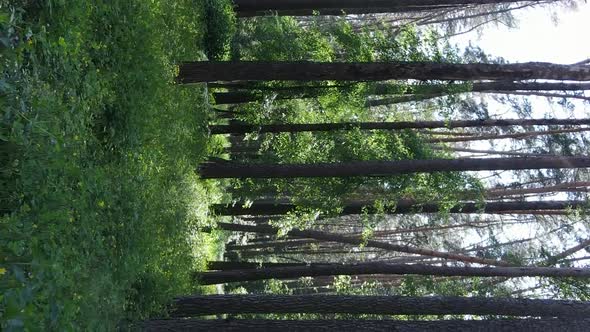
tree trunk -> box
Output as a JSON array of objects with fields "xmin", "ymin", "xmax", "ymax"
[
  {"xmin": 366, "ymin": 81, "xmax": 590, "ymax": 106},
  {"xmin": 367, "ymin": 94, "xmax": 444, "ymax": 106},
  {"xmin": 373, "ymin": 81, "xmax": 590, "ymax": 95},
  {"xmin": 215, "ymin": 222, "xmax": 514, "ymax": 266},
  {"xmin": 431, "ymin": 146, "xmax": 557, "ymax": 158},
  {"xmin": 226, "ymin": 239, "xmax": 318, "ymax": 251},
  {"xmin": 206, "ymin": 261, "xmax": 313, "ymax": 270},
  {"xmin": 238, "ymin": 5, "xmax": 460, "ymax": 17},
  {"xmin": 427, "ymin": 127, "xmax": 590, "ymax": 143},
  {"xmin": 233, "ymin": 0, "xmax": 541, "ymax": 16},
  {"xmin": 194, "ymin": 262, "xmax": 590, "ymax": 284},
  {"xmin": 484, "ymin": 182, "xmax": 590, "ymax": 198},
  {"xmin": 548, "ymin": 238, "xmax": 590, "ymax": 264},
  {"xmin": 179, "ymin": 61, "xmax": 590, "ymax": 83},
  {"xmin": 209, "ymin": 118, "xmax": 590, "ymax": 135},
  {"xmin": 171, "ymin": 294, "xmax": 590, "ymax": 317},
  {"xmin": 213, "ymin": 81, "xmax": 590, "ymax": 105},
  {"xmin": 142, "ymin": 318, "xmax": 590, "ymax": 331},
  {"xmin": 199, "ymin": 156, "xmax": 590, "ymax": 179},
  {"xmin": 211, "ymin": 199, "xmax": 587, "ymax": 216}
]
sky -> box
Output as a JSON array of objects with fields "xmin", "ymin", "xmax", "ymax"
[
  {"xmin": 453, "ymin": 1, "xmax": 590, "ymax": 64},
  {"xmin": 450, "ymin": 1, "xmax": 590, "ymax": 118},
  {"xmin": 445, "ymin": 2, "xmax": 590, "ymax": 252}
]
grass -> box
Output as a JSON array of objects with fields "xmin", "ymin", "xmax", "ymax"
[{"xmin": 0, "ymin": 0, "xmax": 232, "ymax": 329}]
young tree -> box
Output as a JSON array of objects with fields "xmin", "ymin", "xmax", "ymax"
[
  {"xmin": 215, "ymin": 222, "xmax": 514, "ymax": 266},
  {"xmin": 232, "ymin": 0, "xmax": 550, "ymax": 17},
  {"xmin": 180, "ymin": 61, "xmax": 590, "ymax": 83},
  {"xmin": 171, "ymin": 294, "xmax": 590, "ymax": 317},
  {"xmin": 212, "ymin": 81, "xmax": 590, "ymax": 105},
  {"xmin": 200, "ymin": 156, "xmax": 590, "ymax": 179},
  {"xmin": 209, "ymin": 118, "xmax": 590, "ymax": 135},
  {"xmin": 143, "ymin": 318, "xmax": 590, "ymax": 331},
  {"xmin": 212, "ymin": 199, "xmax": 586, "ymax": 216},
  {"xmin": 195, "ymin": 262, "xmax": 590, "ymax": 284}
]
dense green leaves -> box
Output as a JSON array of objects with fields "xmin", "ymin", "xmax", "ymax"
[{"xmin": 0, "ymin": 0, "xmax": 227, "ymax": 329}]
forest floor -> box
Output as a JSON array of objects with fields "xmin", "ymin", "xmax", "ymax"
[{"xmin": 1, "ymin": 1, "xmax": 231, "ymax": 329}]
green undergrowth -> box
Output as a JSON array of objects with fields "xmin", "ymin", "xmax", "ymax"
[{"xmin": 1, "ymin": 0, "xmax": 230, "ymax": 329}]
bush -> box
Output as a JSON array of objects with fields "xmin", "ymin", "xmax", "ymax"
[
  {"xmin": 0, "ymin": 0, "xmax": 222, "ymax": 329},
  {"xmin": 204, "ymin": 0, "xmax": 236, "ymax": 60}
]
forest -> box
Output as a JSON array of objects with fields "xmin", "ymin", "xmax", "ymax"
[{"xmin": 2, "ymin": 0, "xmax": 590, "ymax": 330}]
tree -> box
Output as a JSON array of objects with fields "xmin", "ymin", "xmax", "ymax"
[
  {"xmin": 199, "ymin": 156, "xmax": 590, "ymax": 179},
  {"xmin": 206, "ymin": 261, "xmax": 317, "ymax": 270},
  {"xmin": 427, "ymin": 127, "xmax": 590, "ymax": 143},
  {"xmin": 209, "ymin": 118, "xmax": 590, "ymax": 135},
  {"xmin": 548, "ymin": 238, "xmax": 590, "ymax": 265},
  {"xmin": 179, "ymin": 61, "xmax": 590, "ymax": 83},
  {"xmin": 171, "ymin": 294, "xmax": 590, "ymax": 317},
  {"xmin": 143, "ymin": 318, "xmax": 590, "ymax": 331},
  {"xmin": 215, "ymin": 222, "xmax": 514, "ymax": 266},
  {"xmin": 194, "ymin": 262, "xmax": 590, "ymax": 284},
  {"xmin": 212, "ymin": 200, "xmax": 586, "ymax": 216},
  {"xmin": 232, "ymin": 0, "xmax": 548, "ymax": 17},
  {"xmin": 212, "ymin": 81, "xmax": 590, "ymax": 105}
]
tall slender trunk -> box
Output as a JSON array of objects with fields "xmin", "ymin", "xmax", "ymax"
[
  {"xmin": 215, "ymin": 222, "xmax": 513, "ymax": 266},
  {"xmin": 171, "ymin": 294, "xmax": 590, "ymax": 317},
  {"xmin": 427, "ymin": 127, "xmax": 590, "ymax": 143},
  {"xmin": 211, "ymin": 200, "xmax": 586, "ymax": 216},
  {"xmin": 367, "ymin": 94, "xmax": 444, "ymax": 106},
  {"xmin": 375, "ymin": 81, "xmax": 590, "ymax": 95},
  {"xmin": 226, "ymin": 239, "xmax": 318, "ymax": 251},
  {"xmin": 143, "ymin": 318, "xmax": 590, "ymax": 331},
  {"xmin": 199, "ymin": 156, "xmax": 590, "ymax": 179},
  {"xmin": 496, "ymin": 90, "xmax": 590, "ymax": 101},
  {"xmin": 238, "ymin": 5, "xmax": 460, "ymax": 17},
  {"xmin": 206, "ymin": 261, "xmax": 324, "ymax": 270},
  {"xmin": 367, "ymin": 81, "xmax": 590, "ymax": 106},
  {"xmin": 431, "ymin": 146, "xmax": 557, "ymax": 158},
  {"xmin": 195, "ymin": 262, "xmax": 590, "ymax": 284},
  {"xmin": 484, "ymin": 182, "xmax": 590, "ymax": 198},
  {"xmin": 179, "ymin": 61, "xmax": 590, "ymax": 83},
  {"xmin": 213, "ymin": 81, "xmax": 590, "ymax": 105},
  {"xmin": 548, "ymin": 238, "xmax": 590, "ymax": 264},
  {"xmin": 233, "ymin": 0, "xmax": 542, "ymax": 16},
  {"xmin": 233, "ymin": 0, "xmax": 540, "ymax": 11},
  {"xmin": 210, "ymin": 118, "xmax": 590, "ymax": 135}
]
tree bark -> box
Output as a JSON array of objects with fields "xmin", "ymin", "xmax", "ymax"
[
  {"xmin": 142, "ymin": 318, "xmax": 590, "ymax": 331},
  {"xmin": 194, "ymin": 262, "xmax": 590, "ymax": 284},
  {"xmin": 233, "ymin": 0, "xmax": 542, "ymax": 16},
  {"xmin": 206, "ymin": 261, "xmax": 325, "ymax": 270},
  {"xmin": 366, "ymin": 81, "xmax": 590, "ymax": 106},
  {"xmin": 238, "ymin": 5, "xmax": 460, "ymax": 17},
  {"xmin": 199, "ymin": 156, "xmax": 590, "ymax": 179},
  {"xmin": 215, "ymin": 222, "xmax": 514, "ymax": 266},
  {"xmin": 212, "ymin": 81, "xmax": 590, "ymax": 105},
  {"xmin": 548, "ymin": 238, "xmax": 590, "ymax": 264},
  {"xmin": 171, "ymin": 294, "xmax": 590, "ymax": 317},
  {"xmin": 211, "ymin": 200, "xmax": 587, "ymax": 216},
  {"xmin": 213, "ymin": 81, "xmax": 590, "ymax": 105},
  {"xmin": 179, "ymin": 61, "xmax": 590, "ymax": 83},
  {"xmin": 431, "ymin": 146, "xmax": 557, "ymax": 158},
  {"xmin": 367, "ymin": 94, "xmax": 444, "ymax": 106},
  {"xmin": 226, "ymin": 239, "xmax": 318, "ymax": 251},
  {"xmin": 484, "ymin": 182, "xmax": 590, "ymax": 198},
  {"xmin": 427, "ymin": 127, "xmax": 590, "ymax": 143},
  {"xmin": 209, "ymin": 118, "xmax": 590, "ymax": 135}
]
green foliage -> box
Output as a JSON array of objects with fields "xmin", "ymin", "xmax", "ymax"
[
  {"xmin": 233, "ymin": 16, "xmax": 333, "ymax": 62},
  {"xmin": 204, "ymin": 0, "xmax": 236, "ymax": 60},
  {"xmin": 220, "ymin": 16, "xmax": 481, "ymax": 225},
  {"xmin": 233, "ymin": 128, "xmax": 478, "ymax": 217},
  {"xmin": 0, "ymin": 0, "xmax": 223, "ymax": 329}
]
